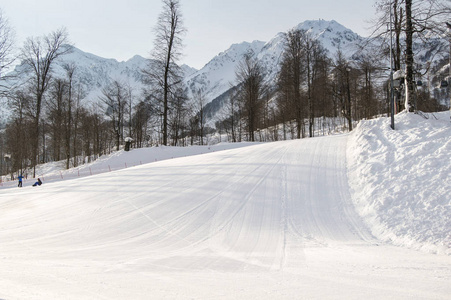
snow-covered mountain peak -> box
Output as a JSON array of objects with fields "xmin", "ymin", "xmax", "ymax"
[
  {"xmin": 293, "ymin": 19, "xmax": 363, "ymax": 55},
  {"xmin": 62, "ymin": 45, "xmax": 119, "ymax": 66},
  {"xmin": 297, "ymin": 19, "xmax": 349, "ymax": 33},
  {"xmin": 180, "ymin": 64, "xmax": 198, "ymax": 77},
  {"xmin": 184, "ymin": 40, "xmax": 266, "ymax": 100},
  {"xmin": 125, "ymin": 54, "xmax": 147, "ymax": 65},
  {"xmin": 205, "ymin": 40, "xmax": 266, "ymax": 71}
]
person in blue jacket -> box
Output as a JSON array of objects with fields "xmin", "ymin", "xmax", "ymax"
[{"xmin": 18, "ymin": 174, "xmax": 24, "ymax": 187}]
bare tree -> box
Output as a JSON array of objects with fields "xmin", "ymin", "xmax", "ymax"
[
  {"xmin": 372, "ymin": 0, "xmax": 451, "ymax": 112},
  {"xmin": 405, "ymin": 0, "xmax": 414, "ymax": 111},
  {"xmin": 46, "ymin": 78, "xmax": 67, "ymax": 161},
  {"xmin": 125, "ymin": 83, "xmax": 134, "ymax": 138},
  {"xmin": 63, "ymin": 63, "xmax": 76, "ymax": 169},
  {"xmin": 235, "ymin": 52, "xmax": 266, "ymax": 142},
  {"xmin": 0, "ymin": 8, "xmax": 15, "ymax": 95},
  {"xmin": 371, "ymin": 0, "xmax": 405, "ymax": 71},
  {"xmin": 276, "ymin": 57, "xmax": 296, "ymax": 140},
  {"xmin": 332, "ymin": 50, "xmax": 354, "ymax": 132},
  {"xmin": 72, "ymin": 84, "xmax": 85, "ymax": 167},
  {"xmin": 131, "ymin": 100, "xmax": 151, "ymax": 148},
  {"xmin": 214, "ymin": 86, "xmax": 241, "ymax": 143},
  {"xmin": 100, "ymin": 80, "xmax": 128, "ymax": 151},
  {"xmin": 20, "ymin": 28, "xmax": 70, "ymax": 177},
  {"xmin": 278, "ymin": 29, "xmax": 329, "ymax": 138},
  {"xmin": 355, "ymin": 54, "xmax": 382, "ymax": 119},
  {"xmin": 6, "ymin": 91, "xmax": 32, "ymax": 175},
  {"xmin": 143, "ymin": 0, "xmax": 185, "ymax": 146},
  {"xmin": 302, "ymin": 33, "xmax": 329, "ymax": 137},
  {"xmin": 168, "ymin": 86, "xmax": 188, "ymax": 146},
  {"xmin": 227, "ymin": 87, "xmax": 242, "ymax": 143},
  {"xmin": 401, "ymin": 0, "xmax": 450, "ymax": 112},
  {"xmin": 192, "ymin": 88, "xmax": 208, "ymax": 145},
  {"xmin": 278, "ymin": 29, "xmax": 306, "ymax": 139}
]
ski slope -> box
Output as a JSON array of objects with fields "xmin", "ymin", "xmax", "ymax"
[{"xmin": 0, "ymin": 134, "xmax": 450, "ymax": 299}]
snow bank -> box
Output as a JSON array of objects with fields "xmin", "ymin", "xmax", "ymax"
[{"xmin": 347, "ymin": 111, "xmax": 450, "ymax": 255}]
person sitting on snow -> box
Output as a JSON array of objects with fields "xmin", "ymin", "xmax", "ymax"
[{"xmin": 32, "ymin": 178, "xmax": 42, "ymax": 187}]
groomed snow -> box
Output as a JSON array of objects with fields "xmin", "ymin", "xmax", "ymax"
[{"xmin": 0, "ymin": 113, "xmax": 450, "ymax": 299}]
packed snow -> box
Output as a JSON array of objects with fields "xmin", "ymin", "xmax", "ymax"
[{"xmin": 0, "ymin": 112, "xmax": 450, "ymax": 299}]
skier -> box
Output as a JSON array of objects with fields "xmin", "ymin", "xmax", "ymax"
[
  {"xmin": 17, "ymin": 174, "xmax": 24, "ymax": 187},
  {"xmin": 32, "ymin": 178, "xmax": 42, "ymax": 187}
]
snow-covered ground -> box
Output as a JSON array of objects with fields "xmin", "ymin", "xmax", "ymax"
[{"xmin": 0, "ymin": 112, "xmax": 449, "ymax": 299}]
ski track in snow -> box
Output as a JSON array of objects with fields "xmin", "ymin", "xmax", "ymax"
[{"xmin": 0, "ymin": 135, "xmax": 450, "ymax": 299}]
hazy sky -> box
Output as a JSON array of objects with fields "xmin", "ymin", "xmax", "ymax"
[{"xmin": 2, "ymin": 0, "xmax": 377, "ymax": 69}]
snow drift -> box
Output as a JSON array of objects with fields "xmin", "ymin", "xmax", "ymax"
[{"xmin": 347, "ymin": 111, "xmax": 450, "ymax": 255}]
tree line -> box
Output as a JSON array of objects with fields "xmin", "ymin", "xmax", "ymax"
[{"xmin": 0, "ymin": 0, "xmax": 450, "ymax": 179}]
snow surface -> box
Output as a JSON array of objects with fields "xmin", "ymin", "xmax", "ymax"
[{"xmin": 0, "ymin": 113, "xmax": 450, "ymax": 299}]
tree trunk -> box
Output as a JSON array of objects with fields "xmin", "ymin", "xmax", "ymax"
[{"xmin": 405, "ymin": 0, "xmax": 414, "ymax": 112}]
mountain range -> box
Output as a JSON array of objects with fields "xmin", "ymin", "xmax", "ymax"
[
  {"xmin": 186, "ymin": 20, "xmax": 365, "ymax": 98},
  {"xmin": 1, "ymin": 19, "xmax": 447, "ymax": 126}
]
